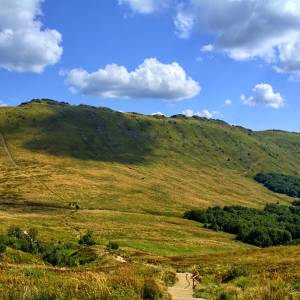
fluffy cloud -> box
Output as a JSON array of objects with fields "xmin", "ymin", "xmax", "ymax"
[
  {"xmin": 175, "ymin": 0, "xmax": 300, "ymax": 74},
  {"xmin": 241, "ymin": 84, "xmax": 284, "ymax": 109},
  {"xmin": 182, "ymin": 109, "xmax": 219, "ymax": 119},
  {"xmin": 64, "ymin": 58, "xmax": 200, "ymax": 101},
  {"xmin": 118, "ymin": 0, "xmax": 170, "ymax": 14},
  {"xmin": 0, "ymin": 0, "xmax": 62, "ymax": 73},
  {"xmin": 224, "ymin": 99, "xmax": 232, "ymax": 106}
]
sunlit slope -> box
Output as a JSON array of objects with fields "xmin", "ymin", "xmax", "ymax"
[{"xmin": 0, "ymin": 99, "xmax": 299, "ymax": 215}]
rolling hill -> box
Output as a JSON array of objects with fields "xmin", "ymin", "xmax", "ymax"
[
  {"xmin": 0, "ymin": 99, "xmax": 300, "ymax": 254},
  {"xmin": 1, "ymin": 99, "xmax": 300, "ymax": 298},
  {"xmin": 1, "ymin": 99, "xmax": 300, "ymax": 214}
]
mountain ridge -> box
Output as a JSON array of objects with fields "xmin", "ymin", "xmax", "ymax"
[{"xmin": 0, "ymin": 98, "xmax": 299, "ymax": 218}]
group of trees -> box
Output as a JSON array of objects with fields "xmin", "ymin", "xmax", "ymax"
[
  {"xmin": 0, "ymin": 227, "xmax": 121, "ymax": 266},
  {"xmin": 255, "ymin": 173, "xmax": 300, "ymax": 198},
  {"xmin": 0, "ymin": 226, "xmax": 97, "ymax": 266},
  {"xmin": 184, "ymin": 203, "xmax": 300, "ymax": 247}
]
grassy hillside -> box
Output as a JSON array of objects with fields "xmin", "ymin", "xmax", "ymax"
[
  {"xmin": 0, "ymin": 99, "xmax": 300, "ymax": 252},
  {"xmin": 1, "ymin": 99, "xmax": 299, "ymax": 213},
  {"xmin": 1, "ymin": 99, "xmax": 300, "ymax": 298}
]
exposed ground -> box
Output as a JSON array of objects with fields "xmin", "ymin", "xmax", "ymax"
[{"xmin": 168, "ymin": 273, "xmax": 205, "ymax": 300}]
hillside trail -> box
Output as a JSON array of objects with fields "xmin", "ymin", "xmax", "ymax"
[
  {"xmin": 0, "ymin": 132, "xmax": 17, "ymax": 167},
  {"xmin": 168, "ymin": 273, "xmax": 206, "ymax": 300},
  {"xmin": 0, "ymin": 132, "xmax": 81, "ymax": 238}
]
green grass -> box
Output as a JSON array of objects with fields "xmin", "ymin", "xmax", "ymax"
[
  {"xmin": 0, "ymin": 100, "xmax": 297, "ymax": 215},
  {"xmin": 0, "ymin": 99, "xmax": 299, "ymax": 255},
  {"xmin": 0, "ymin": 99, "xmax": 300, "ymax": 298},
  {"xmin": 192, "ymin": 245, "xmax": 300, "ymax": 299}
]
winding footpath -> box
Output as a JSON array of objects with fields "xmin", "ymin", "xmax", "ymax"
[{"xmin": 168, "ymin": 273, "xmax": 206, "ymax": 300}]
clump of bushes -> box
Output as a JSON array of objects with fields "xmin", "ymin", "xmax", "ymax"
[
  {"xmin": 1, "ymin": 226, "xmax": 97, "ymax": 267},
  {"xmin": 255, "ymin": 173, "xmax": 300, "ymax": 198},
  {"xmin": 184, "ymin": 203, "xmax": 300, "ymax": 247},
  {"xmin": 5, "ymin": 226, "xmax": 40, "ymax": 254}
]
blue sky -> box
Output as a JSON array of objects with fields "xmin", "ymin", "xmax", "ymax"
[{"xmin": 1, "ymin": 0, "xmax": 300, "ymax": 131}]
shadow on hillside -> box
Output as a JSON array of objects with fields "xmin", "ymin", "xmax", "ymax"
[{"xmin": 18, "ymin": 105, "xmax": 157, "ymax": 164}]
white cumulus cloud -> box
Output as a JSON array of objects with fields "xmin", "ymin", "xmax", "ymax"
[
  {"xmin": 0, "ymin": 0, "xmax": 63, "ymax": 73},
  {"xmin": 224, "ymin": 99, "xmax": 232, "ymax": 106},
  {"xmin": 151, "ymin": 112, "xmax": 164, "ymax": 116},
  {"xmin": 64, "ymin": 58, "xmax": 201, "ymax": 101},
  {"xmin": 174, "ymin": 0, "xmax": 300, "ymax": 74},
  {"xmin": 182, "ymin": 109, "xmax": 219, "ymax": 119},
  {"xmin": 241, "ymin": 83, "xmax": 285, "ymax": 109},
  {"xmin": 118, "ymin": 0, "xmax": 170, "ymax": 14}
]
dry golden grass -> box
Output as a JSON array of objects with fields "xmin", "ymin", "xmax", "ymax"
[{"xmin": 1, "ymin": 101, "xmax": 300, "ymax": 299}]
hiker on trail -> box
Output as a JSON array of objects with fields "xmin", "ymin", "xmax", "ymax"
[{"xmin": 191, "ymin": 265, "xmax": 201, "ymax": 289}]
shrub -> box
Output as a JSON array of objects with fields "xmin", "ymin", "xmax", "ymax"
[
  {"xmin": 107, "ymin": 241, "xmax": 119, "ymax": 251},
  {"xmin": 0, "ymin": 242, "xmax": 6, "ymax": 254},
  {"xmin": 42, "ymin": 245, "xmax": 77, "ymax": 267},
  {"xmin": 292, "ymin": 200, "xmax": 300, "ymax": 206},
  {"xmin": 218, "ymin": 292, "xmax": 235, "ymax": 300},
  {"xmin": 78, "ymin": 231, "xmax": 96, "ymax": 246},
  {"xmin": 28, "ymin": 228, "xmax": 38, "ymax": 241},
  {"xmin": 143, "ymin": 278, "xmax": 162, "ymax": 300},
  {"xmin": 162, "ymin": 271, "xmax": 177, "ymax": 286},
  {"xmin": 222, "ymin": 265, "xmax": 251, "ymax": 283},
  {"xmin": 7, "ymin": 226, "xmax": 23, "ymax": 238}
]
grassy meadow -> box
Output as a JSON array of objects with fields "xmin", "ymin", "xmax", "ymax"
[{"xmin": 0, "ymin": 100, "xmax": 300, "ymax": 299}]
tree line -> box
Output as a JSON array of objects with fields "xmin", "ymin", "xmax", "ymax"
[
  {"xmin": 184, "ymin": 203, "xmax": 300, "ymax": 247},
  {"xmin": 255, "ymin": 173, "xmax": 300, "ymax": 198}
]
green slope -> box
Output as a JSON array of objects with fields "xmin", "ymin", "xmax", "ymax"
[
  {"xmin": 0, "ymin": 99, "xmax": 299, "ymax": 256},
  {"xmin": 0, "ymin": 99, "xmax": 299, "ymax": 213},
  {"xmin": 1, "ymin": 99, "xmax": 300, "ymax": 299}
]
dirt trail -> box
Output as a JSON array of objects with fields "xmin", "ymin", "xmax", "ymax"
[
  {"xmin": 168, "ymin": 273, "xmax": 206, "ymax": 300},
  {"xmin": 0, "ymin": 132, "xmax": 17, "ymax": 167},
  {"xmin": 0, "ymin": 132, "xmax": 79, "ymax": 238}
]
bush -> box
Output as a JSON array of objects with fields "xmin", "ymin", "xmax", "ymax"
[
  {"xmin": 218, "ymin": 292, "xmax": 235, "ymax": 300},
  {"xmin": 292, "ymin": 200, "xmax": 300, "ymax": 206},
  {"xmin": 42, "ymin": 245, "xmax": 77, "ymax": 267},
  {"xmin": 162, "ymin": 271, "xmax": 177, "ymax": 286},
  {"xmin": 0, "ymin": 242, "xmax": 6, "ymax": 254},
  {"xmin": 107, "ymin": 241, "xmax": 119, "ymax": 251},
  {"xmin": 222, "ymin": 265, "xmax": 251, "ymax": 283},
  {"xmin": 7, "ymin": 226, "xmax": 23, "ymax": 238},
  {"xmin": 143, "ymin": 278, "xmax": 162, "ymax": 300},
  {"xmin": 28, "ymin": 228, "xmax": 38, "ymax": 242},
  {"xmin": 78, "ymin": 231, "xmax": 96, "ymax": 246}
]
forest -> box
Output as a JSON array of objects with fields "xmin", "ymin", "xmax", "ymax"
[
  {"xmin": 184, "ymin": 203, "xmax": 300, "ymax": 247},
  {"xmin": 255, "ymin": 173, "xmax": 300, "ymax": 198}
]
